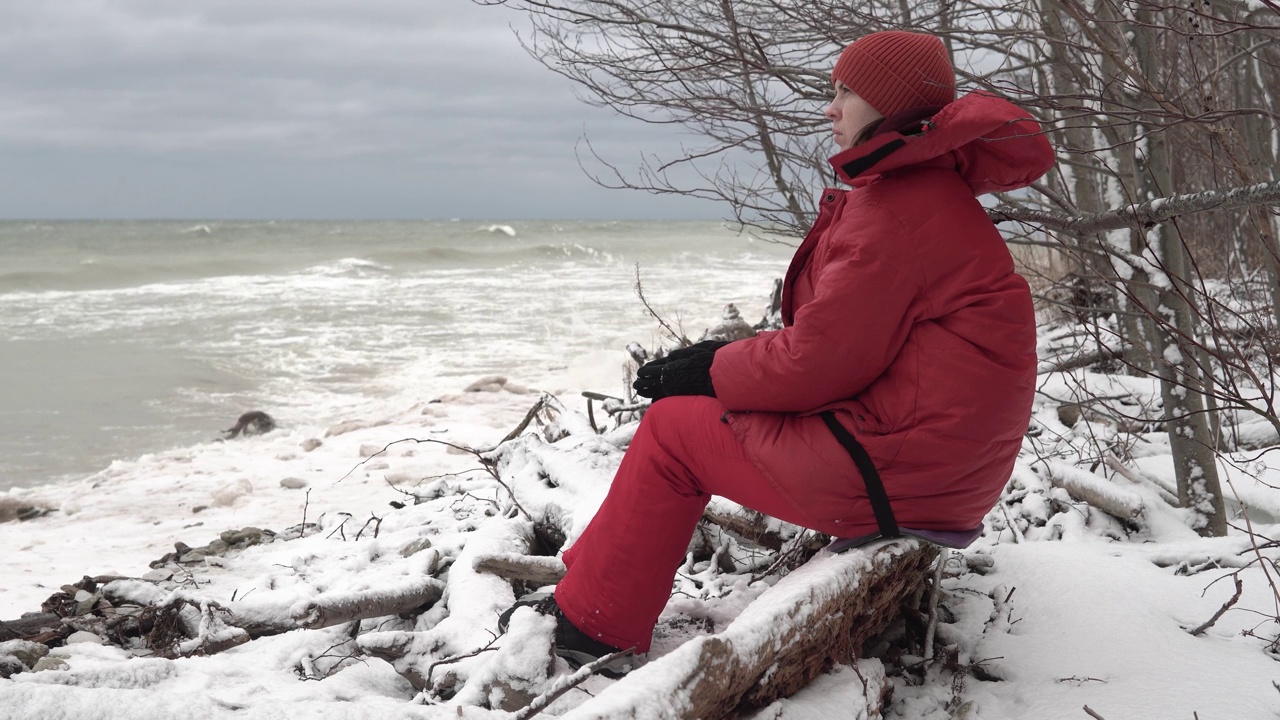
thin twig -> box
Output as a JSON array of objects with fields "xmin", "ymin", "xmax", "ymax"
[
  {"xmin": 1083, "ymin": 706, "xmax": 1108, "ymax": 720},
  {"xmin": 300, "ymin": 628, "xmax": 365, "ymax": 680},
  {"xmin": 325, "ymin": 514, "xmax": 352, "ymax": 541},
  {"xmin": 1189, "ymin": 574, "xmax": 1245, "ymax": 636},
  {"xmin": 1000, "ymin": 503, "xmax": 1022, "ymax": 544},
  {"xmin": 301, "ymin": 489, "xmax": 311, "ymax": 538},
  {"xmin": 355, "ymin": 514, "xmax": 384, "ymax": 541},
  {"xmin": 495, "ymin": 396, "xmax": 550, "ymax": 447},
  {"xmin": 423, "ymin": 636, "xmax": 501, "ymax": 685},
  {"xmin": 750, "ymin": 531, "xmax": 812, "ymax": 583},
  {"xmin": 335, "ymin": 437, "xmax": 481, "ymax": 485},
  {"xmin": 584, "ymin": 396, "xmax": 599, "ymax": 434},
  {"xmin": 634, "ymin": 263, "xmax": 690, "ymax": 346},
  {"xmin": 339, "ymin": 436, "xmax": 532, "ymax": 520},
  {"xmin": 1223, "ymin": 476, "xmax": 1280, "ymax": 620},
  {"xmin": 514, "ymin": 648, "xmax": 637, "ymax": 720}
]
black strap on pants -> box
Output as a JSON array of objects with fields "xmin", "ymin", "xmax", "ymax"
[{"xmin": 820, "ymin": 411, "xmax": 899, "ymax": 538}]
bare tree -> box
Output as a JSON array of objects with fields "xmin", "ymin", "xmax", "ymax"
[{"xmin": 478, "ymin": 0, "xmax": 938, "ymax": 234}]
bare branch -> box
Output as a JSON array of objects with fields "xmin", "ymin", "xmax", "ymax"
[
  {"xmin": 992, "ymin": 181, "xmax": 1280, "ymax": 236},
  {"xmin": 1188, "ymin": 573, "xmax": 1244, "ymax": 636}
]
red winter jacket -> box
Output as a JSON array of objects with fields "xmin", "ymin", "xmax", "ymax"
[{"xmin": 709, "ymin": 91, "xmax": 1053, "ymax": 537}]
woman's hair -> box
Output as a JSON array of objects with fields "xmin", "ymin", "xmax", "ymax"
[
  {"xmin": 853, "ymin": 106, "xmax": 946, "ymax": 147},
  {"xmin": 852, "ymin": 118, "xmax": 885, "ymax": 147}
]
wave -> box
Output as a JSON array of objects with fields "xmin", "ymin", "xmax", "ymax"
[
  {"xmin": 526, "ymin": 243, "xmax": 617, "ymax": 263},
  {"xmin": 0, "ymin": 270, "xmax": 62, "ymax": 289},
  {"xmin": 301, "ymin": 257, "xmax": 393, "ymax": 277},
  {"xmin": 480, "ymin": 224, "xmax": 517, "ymax": 237},
  {"xmin": 376, "ymin": 242, "xmax": 619, "ymax": 268},
  {"xmin": 0, "ymin": 242, "xmax": 628, "ymax": 297},
  {"xmin": 0, "ymin": 257, "xmax": 272, "ymax": 294},
  {"xmin": 180, "ymin": 224, "xmax": 213, "ymax": 235}
]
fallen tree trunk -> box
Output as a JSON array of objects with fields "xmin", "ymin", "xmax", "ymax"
[
  {"xmin": 474, "ymin": 553, "xmax": 567, "ymax": 586},
  {"xmin": 700, "ymin": 507, "xmax": 787, "ymax": 551},
  {"xmin": 196, "ymin": 577, "xmax": 448, "ymax": 641},
  {"xmin": 1039, "ymin": 346, "xmax": 1126, "ymax": 374},
  {"xmin": 560, "ymin": 539, "xmax": 937, "ymax": 720},
  {"xmin": 91, "ymin": 574, "xmax": 447, "ymax": 657},
  {"xmin": 288, "ymin": 578, "xmax": 445, "ymax": 631},
  {"xmin": 0, "ymin": 613, "xmax": 69, "ymax": 645},
  {"xmin": 1046, "ymin": 461, "xmax": 1145, "ymax": 522}
]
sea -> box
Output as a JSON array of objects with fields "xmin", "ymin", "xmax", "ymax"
[{"xmin": 0, "ymin": 220, "xmax": 794, "ymax": 493}]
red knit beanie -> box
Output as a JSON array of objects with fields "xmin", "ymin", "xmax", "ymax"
[{"xmin": 832, "ymin": 31, "xmax": 956, "ymax": 117}]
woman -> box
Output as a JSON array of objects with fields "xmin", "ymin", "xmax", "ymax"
[{"xmin": 502, "ymin": 30, "xmax": 1054, "ymax": 667}]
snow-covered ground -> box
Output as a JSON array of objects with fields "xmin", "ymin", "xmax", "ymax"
[{"xmin": 4, "ymin": 336, "xmax": 1280, "ymax": 719}]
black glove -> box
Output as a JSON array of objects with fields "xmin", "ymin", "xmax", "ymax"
[{"xmin": 633, "ymin": 345, "xmax": 722, "ymax": 400}]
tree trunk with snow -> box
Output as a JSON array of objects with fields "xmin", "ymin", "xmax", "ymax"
[
  {"xmin": 1132, "ymin": 13, "xmax": 1228, "ymax": 537},
  {"xmin": 560, "ymin": 539, "xmax": 934, "ymax": 720}
]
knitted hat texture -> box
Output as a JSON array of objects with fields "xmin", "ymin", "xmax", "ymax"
[{"xmin": 832, "ymin": 31, "xmax": 956, "ymax": 117}]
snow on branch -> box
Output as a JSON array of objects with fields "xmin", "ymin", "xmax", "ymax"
[
  {"xmin": 563, "ymin": 540, "xmax": 934, "ymax": 719},
  {"xmin": 1045, "ymin": 462, "xmax": 1145, "ymax": 521},
  {"xmin": 990, "ymin": 180, "xmax": 1280, "ymax": 236},
  {"xmin": 286, "ymin": 577, "xmax": 445, "ymax": 630}
]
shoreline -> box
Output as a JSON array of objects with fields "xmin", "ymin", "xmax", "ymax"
[{"xmin": 0, "ymin": 377, "xmax": 553, "ymax": 618}]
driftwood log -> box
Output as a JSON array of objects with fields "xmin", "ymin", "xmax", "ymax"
[
  {"xmin": 561, "ymin": 539, "xmax": 937, "ymax": 720},
  {"xmin": 0, "ymin": 613, "xmax": 69, "ymax": 646},
  {"xmin": 700, "ymin": 507, "xmax": 788, "ymax": 551},
  {"xmin": 1, "ymin": 575, "xmax": 447, "ymax": 663},
  {"xmin": 288, "ymin": 578, "xmax": 445, "ymax": 631},
  {"xmin": 474, "ymin": 553, "xmax": 567, "ymax": 586},
  {"xmin": 1046, "ymin": 461, "xmax": 1145, "ymax": 521},
  {"xmin": 1039, "ymin": 346, "xmax": 1125, "ymax": 374}
]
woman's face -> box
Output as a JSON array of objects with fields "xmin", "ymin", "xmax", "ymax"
[{"xmin": 824, "ymin": 81, "xmax": 883, "ymax": 151}]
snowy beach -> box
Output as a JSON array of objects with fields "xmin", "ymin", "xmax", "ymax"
[
  {"xmin": 3, "ymin": 222, "xmax": 1280, "ymax": 718},
  {"xmin": 0, "ymin": 218, "xmax": 786, "ymax": 607},
  {"xmin": 5, "ymin": 356, "xmax": 1280, "ymax": 718}
]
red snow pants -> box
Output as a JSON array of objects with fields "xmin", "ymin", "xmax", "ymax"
[{"xmin": 555, "ymin": 395, "xmax": 822, "ymax": 653}]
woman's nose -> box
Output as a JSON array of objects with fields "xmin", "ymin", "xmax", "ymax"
[{"xmin": 823, "ymin": 100, "xmax": 838, "ymax": 120}]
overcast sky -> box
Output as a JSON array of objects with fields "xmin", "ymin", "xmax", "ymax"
[{"xmin": 0, "ymin": 1, "xmax": 718, "ymax": 220}]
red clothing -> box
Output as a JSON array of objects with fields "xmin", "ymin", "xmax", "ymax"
[
  {"xmin": 711, "ymin": 91, "xmax": 1052, "ymax": 537},
  {"xmin": 557, "ymin": 396, "xmax": 820, "ymax": 653},
  {"xmin": 555, "ymin": 91, "xmax": 1053, "ymax": 652}
]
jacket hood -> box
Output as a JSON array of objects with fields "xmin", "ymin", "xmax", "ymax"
[{"xmin": 828, "ymin": 91, "xmax": 1055, "ymax": 196}]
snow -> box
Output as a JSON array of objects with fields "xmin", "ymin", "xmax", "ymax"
[
  {"xmin": 744, "ymin": 662, "xmax": 886, "ymax": 720},
  {"xmin": 5, "ymin": 333, "xmax": 1280, "ymax": 718},
  {"xmin": 1106, "ymin": 239, "xmax": 1134, "ymax": 279},
  {"xmin": 967, "ymin": 542, "xmax": 1278, "ymax": 719},
  {"xmin": 1043, "ymin": 461, "xmax": 1144, "ymax": 520}
]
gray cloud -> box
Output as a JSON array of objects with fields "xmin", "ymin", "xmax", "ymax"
[{"xmin": 0, "ymin": 1, "xmax": 715, "ymax": 219}]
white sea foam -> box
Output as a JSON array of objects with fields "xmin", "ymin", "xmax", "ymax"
[
  {"xmin": 303, "ymin": 257, "xmax": 394, "ymax": 276},
  {"xmin": 0, "ymin": 220, "xmax": 790, "ymax": 493},
  {"xmin": 482, "ymin": 224, "xmax": 517, "ymax": 237}
]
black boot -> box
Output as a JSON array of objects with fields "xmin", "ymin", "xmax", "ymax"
[{"xmin": 498, "ymin": 592, "xmax": 635, "ymax": 677}]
